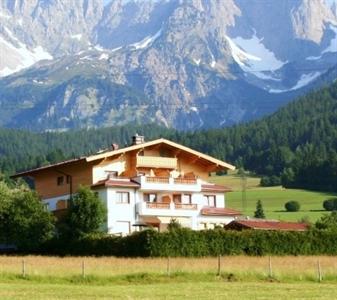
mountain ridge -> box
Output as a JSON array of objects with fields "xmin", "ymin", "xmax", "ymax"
[
  {"xmin": 1, "ymin": 79, "xmax": 337, "ymax": 192},
  {"xmin": 0, "ymin": 0, "xmax": 336, "ymax": 130}
]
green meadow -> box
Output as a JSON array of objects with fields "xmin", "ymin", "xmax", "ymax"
[
  {"xmin": 0, "ymin": 280, "xmax": 336, "ymax": 300},
  {"xmin": 211, "ymin": 175, "xmax": 336, "ymax": 222}
]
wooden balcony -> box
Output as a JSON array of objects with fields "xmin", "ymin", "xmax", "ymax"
[
  {"xmin": 135, "ymin": 175, "xmax": 201, "ymax": 192},
  {"xmin": 174, "ymin": 178, "xmax": 197, "ymax": 185},
  {"xmin": 145, "ymin": 202, "xmax": 197, "ymax": 210},
  {"xmin": 136, "ymin": 156, "xmax": 177, "ymax": 169},
  {"xmin": 175, "ymin": 203, "xmax": 197, "ymax": 210},
  {"xmin": 144, "ymin": 176, "xmax": 197, "ymax": 185},
  {"xmin": 145, "ymin": 176, "xmax": 170, "ymax": 184},
  {"xmin": 138, "ymin": 201, "xmax": 198, "ymax": 217},
  {"xmin": 146, "ymin": 202, "xmax": 170, "ymax": 209}
]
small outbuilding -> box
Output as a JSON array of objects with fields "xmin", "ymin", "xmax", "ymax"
[{"xmin": 224, "ymin": 219, "xmax": 309, "ymax": 232}]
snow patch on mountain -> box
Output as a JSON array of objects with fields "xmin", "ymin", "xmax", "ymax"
[
  {"xmin": 111, "ymin": 46, "xmax": 122, "ymax": 53},
  {"xmin": 70, "ymin": 34, "xmax": 82, "ymax": 41},
  {"xmin": 129, "ymin": 30, "xmax": 162, "ymax": 50},
  {"xmin": 322, "ymin": 25, "xmax": 337, "ymax": 54},
  {"xmin": 99, "ymin": 53, "xmax": 109, "ymax": 60},
  {"xmin": 94, "ymin": 45, "xmax": 105, "ymax": 52},
  {"xmin": 226, "ymin": 32, "xmax": 286, "ymax": 80},
  {"xmin": 306, "ymin": 55, "xmax": 322, "ymax": 60},
  {"xmin": 269, "ymin": 72, "xmax": 322, "ymax": 93},
  {"xmin": 193, "ymin": 58, "xmax": 201, "ymax": 65},
  {"xmin": 291, "ymin": 72, "xmax": 322, "ymax": 89},
  {"xmin": 306, "ymin": 25, "xmax": 337, "ymax": 60},
  {"xmin": 0, "ymin": 29, "xmax": 53, "ymax": 77},
  {"xmin": 0, "ymin": 11, "xmax": 11, "ymax": 19}
]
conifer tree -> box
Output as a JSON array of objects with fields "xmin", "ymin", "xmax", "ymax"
[{"xmin": 254, "ymin": 200, "xmax": 265, "ymax": 219}]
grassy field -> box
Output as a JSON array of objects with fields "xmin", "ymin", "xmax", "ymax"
[
  {"xmin": 1, "ymin": 281, "xmax": 336, "ymax": 300},
  {"xmin": 210, "ymin": 175, "xmax": 336, "ymax": 222},
  {"xmin": 1, "ymin": 256, "xmax": 337, "ymax": 299},
  {"xmin": 1, "ymin": 255, "xmax": 336, "ymax": 280}
]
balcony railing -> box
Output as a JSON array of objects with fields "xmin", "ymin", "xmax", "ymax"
[
  {"xmin": 146, "ymin": 202, "xmax": 170, "ymax": 209},
  {"xmin": 145, "ymin": 176, "xmax": 170, "ymax": 184},
  {"xmin": 173, "ymin": 178, "xmax": 197, "ymax": 185},
  {"xmin": 133, "ymin": 175, "xmax": 201, "ymax": 193},
  {"xmin": 137, "ymin": 156, "xmax": 177, "ymax": 169},
  {"xmin": 144, "ymin": 176, "xmax": 197, "ymax": 185},
  {"xmin": 175, "ymin": 203, "xmax": 197, "ymax": 210},
  {"xmin": 144, "ymin": 202, "xmax": 197, "ymax": 210}
]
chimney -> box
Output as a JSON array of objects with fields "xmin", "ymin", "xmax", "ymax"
[
  {"xmin": 111, "ymin": 143, "xmax": 119, "ymax": 150},
  {"xmin": 132, "ymin": 133, "xmax": 145, "ymax": 145}
]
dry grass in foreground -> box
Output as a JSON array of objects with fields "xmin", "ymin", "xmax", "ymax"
[{"xmin": 0, "ymin": 255, "xmax": 337, "ymax": 282}]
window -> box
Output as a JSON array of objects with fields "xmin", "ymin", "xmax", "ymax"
[
  {"xmin": 106, "ymin": 171, "xmax": 118, "ymax": 179},
  {"xmin": 182, "ymin": 194, "xmax": 192, "ymax": 204},
  {"xmin": 116, "ymin": 192, "xmax": 130, "ymax": 204},
  {"xmin": 56, "ymin": 199, "xmax": 68, "ymax": 210},
  {"xmin": 43, "ymin": 202, "xmax": 50, "ymax": 211},
  {"xmin": 144, "ymin": 193, "xmax": 157, "ymax": 202},
  {"xmin": 173, "ymin": 194, "xmax": 191, "ymax": 204},
  {"xmin": 173, "ymin": 194, "xmax": 181, "ymax": 203},
  {"xmin": 159, "ymin": 149, "xmax": 169, "ymax": 157},
  {"xmin": 203, "ymin": 195, "xmax": 216, "ymax": 207},
  {"xmin": 57, "ymin": 176, "xmax": 64, "ymax": 186},
  {"xmin": 66, "ymin": 175, "xmax": 71, "ymax": 184},
  {"xmin": 115, "ymin": 221, "xmax": 131, "ymax": 235}
]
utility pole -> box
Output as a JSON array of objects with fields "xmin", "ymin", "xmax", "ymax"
[{"xmin": 241, "ymin": 170, "xmax": 247, "ymax": 213}]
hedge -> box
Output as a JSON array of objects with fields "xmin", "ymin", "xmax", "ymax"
[{"xmin": 38, "ymin": 228, "xmax": 337, "ymax": 257}]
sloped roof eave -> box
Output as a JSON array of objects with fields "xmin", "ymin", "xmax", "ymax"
[
  {"xmin": 85, "ymin": 138, "xmax": 235, "ymax": 170},
  {"xmin": 12, "ymin": 138, "xmax": 235, "ymax": 178},
  {"xmin": 10, "ymin": 157, "xmax": 87, "ymax": 178}
]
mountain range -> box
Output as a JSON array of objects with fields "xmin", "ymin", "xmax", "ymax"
[{"xmin": 0, "ymin": 0, "xmax": 337, "ymax": 131}]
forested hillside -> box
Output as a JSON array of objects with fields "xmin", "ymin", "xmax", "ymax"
[
  {"xmin": 173, "ymin": 81, "xmax": 337, "ymax": 191},
  {"xmin": 0, "ymin": 124, "xmax": 174, "ymax": 175},
  {"xmin": 1, "ymin": 81, "xmax": 337, "ymax": 191}
]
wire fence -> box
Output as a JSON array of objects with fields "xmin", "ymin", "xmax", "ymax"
[{"xmin": 0, "ymin": 255, "xmax": 336, "ymax": 282}]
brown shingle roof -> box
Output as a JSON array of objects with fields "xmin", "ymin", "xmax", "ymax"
[
  {"xmin": 11, "ymin": 157, "xmax": 86, "ymax": 178},
  {"xmin": 201, "ymin": 207, "xmax": 242, "ymax": 216},
  {"xmin": 12, "ymin": 138, "xmax": 235, "ymax": 178},
  {"xmin": 225, "ymin": 219, "xmax": 309, "ymax": 231}
]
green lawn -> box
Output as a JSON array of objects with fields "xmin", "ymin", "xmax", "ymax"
[
  {"xmin": 210, "ymin": 175, "xmax": 336, "ymax": 222},
  {"xmin": 0, "ymin": 280, "xmax": 336, "ymax": 300},
  {"xmin": 210, "ymin": 174, "xmax": 261, "ymax": 191},
  {"xmin": 1, "ymin": 255, "xmax": 337, "ymax": 299}
]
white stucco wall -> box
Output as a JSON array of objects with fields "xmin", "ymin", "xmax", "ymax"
[
  {"xmin": 42, "ymin": 194, "xmax": 70, "ymax": 211},
  {"xmin": 105, "ymin": 187, "xmax": 137, "ymax": 235},
  {"xmin": 42, "ymin": 187, "xmax": 233, "ymax": 234}
]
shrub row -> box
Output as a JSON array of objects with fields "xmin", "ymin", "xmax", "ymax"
[{"xmin": 39, "ymin": 228, "xmax": 337, "ymax": 257}]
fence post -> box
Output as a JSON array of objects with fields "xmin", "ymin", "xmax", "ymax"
[
  {"xmin": 167, "ymin": 256, "xmax": 170, "ymax": 277},
  {"xmin": 82, "ymin": 260, "xmax": 85, "ymax": 278},
  {"xmin": 268, "ymin": 256, "xmax": 273, "ymax": 278},
  {"xmin": 317, "ymin": 259, "xmax": 322, "ymax": 282},
  {"xmin": 22, "ymin": 259, "xmax": 26, "ymax": 278},
  {"xmin": 217, "ymin": 255, "xmax": 221, "ymax": 276}
]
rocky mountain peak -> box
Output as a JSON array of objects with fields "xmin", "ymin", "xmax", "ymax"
[
  {"xmin": 0, "ymin": 0, "xmax": 337, "ymax": 131},
  {"xmin": 292, "ymin": 0, "xmax": 337, "ymax": 43}
]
